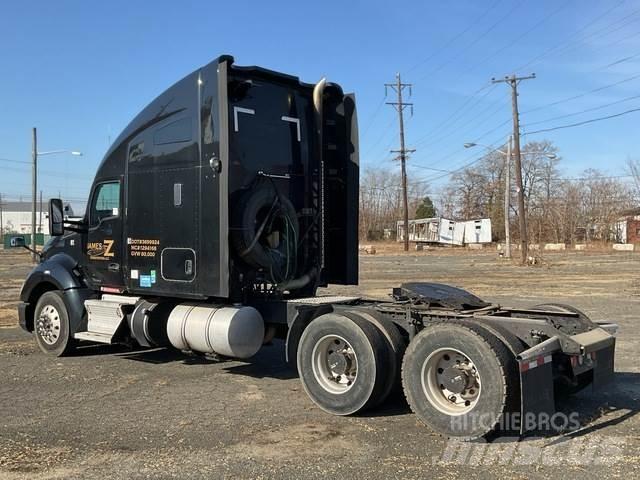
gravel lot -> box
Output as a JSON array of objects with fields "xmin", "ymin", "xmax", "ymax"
[{"xmin": 0, "ymin": 247, "xmax": 639, "ymax": 479}]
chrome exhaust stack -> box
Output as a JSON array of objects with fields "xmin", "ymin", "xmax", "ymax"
[{"xmin": 313, "ymin": 78, "xmax": 327, "ymax": 269}]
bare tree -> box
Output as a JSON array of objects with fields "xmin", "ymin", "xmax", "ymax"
[
  {"xmin": 579, "ymin": 169, "xmax": 635, "ymax": 242},
  {"xmin": 444, "ymin": 145, "xmax": 507, "ymax": 240},
  {"xmin": 627, "ymin": 158, "xmax": 640, "ymax": 202},
  {"xmin": 359, "ymin": 167, "xmax": 429, "ymax": 240},
  {"xmin": 521, "ymin": 141, "xmax": 561, "ymax": 243},
  {"xmin": 436, "ymin": 139, "xmax": 635, "ymax": 245}
]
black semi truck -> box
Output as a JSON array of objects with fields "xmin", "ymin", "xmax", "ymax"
[{"xmin": 17, "ymin": 56, "xmax": 617, "ymax": 439}]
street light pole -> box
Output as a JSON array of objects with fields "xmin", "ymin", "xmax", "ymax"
[
  {"xmin": 463, "ymin": 141, "xmax": 555, "ymax": 262},
  {"xmin": 31, "ymin": 127, "xmax": 38, "ymax": 262},
  {"xmin": 29, "ymin": 128, "xmax": 83, "ymax": 262}
]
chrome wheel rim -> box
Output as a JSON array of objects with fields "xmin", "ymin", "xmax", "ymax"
[
  {"xmin": 36, "ymin": 304, "xmax": 61, "ymax": 345},
  {"xmin": 311, "ymin": 334, "xmax": 358, "ymax": 394},
  {"xmin": 421, "ymin": 347, "xmax": 481, "ymax": 415}
]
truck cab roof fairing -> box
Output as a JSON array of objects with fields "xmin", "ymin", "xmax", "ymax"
[{"xmin": 94, "ymin": 56, "xmax": 235, "ymax": 181}]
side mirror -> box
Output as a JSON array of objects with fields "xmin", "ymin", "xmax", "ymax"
[
  {"xmin": 49, "ymin": 198, "xmax": 64, "ymax": 236},
  {"xmin": 9, "ymin": 236, "xmax": 26, "ymax": 248}
]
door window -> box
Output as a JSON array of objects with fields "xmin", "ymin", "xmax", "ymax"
[{"xmin": 90, "ymin": 182, "xmax": 120, "ymax": 227}]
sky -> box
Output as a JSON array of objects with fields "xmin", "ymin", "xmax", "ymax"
[{"xmin": 1, "ymin": 0, "xmax": 639, "ymax": 212}]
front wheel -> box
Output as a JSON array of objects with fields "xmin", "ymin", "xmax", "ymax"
[
  {"xmin": 34, "ymin": 291, "xmax": 75, "ymax": 356},
  {"xmin": 402, "ymin": 323, "xmax": 519, "ymax": 440}
]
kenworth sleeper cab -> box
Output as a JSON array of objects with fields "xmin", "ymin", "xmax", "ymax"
[{"xmin": 17, "ymin": 56, "xmax": 617, "ymax": 439}]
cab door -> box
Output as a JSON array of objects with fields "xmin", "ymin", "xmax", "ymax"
[{"xmin": 84, "ymin": 179, "xmax": 124, "ymax": 289}]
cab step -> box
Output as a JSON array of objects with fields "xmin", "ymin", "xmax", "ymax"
[
  {"xmin": 74, "ymin": 331, "xmax": 115, "ymax": 343},
  {"xmin": 73, "ymin": 294, "xmax": 139, "ymax": 344}
]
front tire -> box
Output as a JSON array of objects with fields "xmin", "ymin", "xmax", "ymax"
[
  {"xmin": 297, "ymin": 313, "xmax": 389, "ymax": 415},
  {"xmin": 402, "ymin": 323, "xmax": 519, "ymax": 440},
  {"xmin": 34, "ymin": 291, "xmax": 75, "ymax": 356}
]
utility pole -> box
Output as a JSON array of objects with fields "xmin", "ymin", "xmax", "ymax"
[
  {"xmin": 492, "ymin": 74, "xmax": 535, "ymax": 265},
  {"xmin": 385, "ymin": 73, "xmax": 414, "ymax": 252},
  {"xmin": 31, "ymin": 127, "xmax": 38, "ymax": 262},
  {"xmin": 504, "ymin": 135, "xmax": 512, "ymax": 259}
]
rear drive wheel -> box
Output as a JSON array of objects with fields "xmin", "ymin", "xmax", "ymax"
[
  {"xmin": 34, "ymin": 291, "xmax": 75, "ymax": 357},
  {"xmin": 297, "ymin": 313, "xmax": 389, "ymax": 415},
  {"xmin": 402, "ymin": 323, "xmax": 519, "ymax": 440},
  {"xmin": 344, "ymin": 309, "xmax": 406, "ymax": 405}
]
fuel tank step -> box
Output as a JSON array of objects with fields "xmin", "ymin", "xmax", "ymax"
[
  {"xmin": 73, "ymin": 294, "xmax": 139, "ymax": 344},
  {"xmin": 74, "ymin": 331, "xmax": 115, "ymax": 344}
]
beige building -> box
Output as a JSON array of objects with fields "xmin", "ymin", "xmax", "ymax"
[{"xmin": 0, "ymin": 200, "xmax": 75, "ymax": 235}]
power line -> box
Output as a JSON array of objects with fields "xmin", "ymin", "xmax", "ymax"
[
  {"xmin": 523, "ymin": 93, "xmax": 640, "ymax": 127},
  {"xmin": 362, "ymin": 117, "xmax": 396, "ymax": 158},
  {"xmin": 598, "ymin": 52, "xmax": 640, "ymax": 71},
  {"xmin": 360, "ymin": 96, "xmax": 387, "ymax": 139},
  {"xmin": 460, "ymin": 1, "xmax": 571, "ymax": 77},
  {"xmin": 408, "ymin": 159, "xmax": 636, "ymax": 185},
  {"xmin": 405, "ymin": 2, "xmax": 570, "ymax": 162},
  {"xmin": 524, "ymin": 106, "xmax": 640, "ymax": 135},
  {"xmin": 415, "ymin": 0, "xmax": 526, "ymax": 81},
  {"xmin": 409, "ymin": 165, "xmax": 455, "ymax": 174},
  {"xmin": 413, "ymin": 85, "xmax": 501, "ymax": 149},
  {"xmin": 417, "ymin": 133, "xmax": 511, "ymax": 183},
  {"xmin": 407, "ymin": 0, "xmax": 503, "ymax": 75},
  {"xmin": 362, "ymin": 185, "xmax": 444, "ymax": 196},
  {"xmin": 411, "ymin": 83, "xmax": 495, "ymax": 147},
  {"xmin": 550, "ymin": 8, "xmax": 640, "ymax": 58},
  {"xmin": 513, "ymin": 1, "xmax": 631, "ymax": 73},
  {"xmin": 471, "ymin": 118, "xmax": 512, "ymax": 144},
  {"xmin": 0, "ymin": 157, "xmax": 29, "ymax": 164},
  {"xmin": 557, "ymin": 174, "xmax": 635, "ymax": 182},
  {"xmin": 412, "ymin": 122, "xmax": 511, "ymax": 176},
  {"xmin": 0, "ymin": 163, "xmax": 90, "ymax": 180},
  {"xmin": 523, "ymin": 72, "xmax": 640, "ymax": 115},
  {"xmin": 417, "ymin": 99, "xmax": 508, "ymax": 152},
  {"xmin": 587, "ymin": 29, "xmax": 640, "ymax": 65}
]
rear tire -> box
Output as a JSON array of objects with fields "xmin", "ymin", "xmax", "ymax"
[
  {"xmin": 402, "ymin": 322, "xmax": 519, "ymax": 440},
  {"xmin": 344, "ymin": 309, "xmax": 406, "ymax": 406},
  {"xmin": 34, "ymin": 291, "xmax": 75, "ymax": 357},
  {"xmin": 297, "ymin": 313, "xmax": 389, "ymax": 415}
]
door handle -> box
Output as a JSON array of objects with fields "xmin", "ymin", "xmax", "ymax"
[
  {"xmin": 209, "ymin": 155, "xmax": 222, "ymax": 175},
  {"xmin": 108, "ymin": 263, "xmax": 120, "ymax": 272}
]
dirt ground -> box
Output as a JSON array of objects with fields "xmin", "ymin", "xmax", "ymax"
[{"xmin": 1, "ymin": 246, "xmax": 639, "ymax": 479}]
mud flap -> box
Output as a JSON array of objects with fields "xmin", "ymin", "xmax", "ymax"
[
  {"xmin": 593, "ymin": 343, "xmax": 616, "ymax": 389},
  {"xmin": 519, "ymin": 357, "xmax": 555, "ymax": 435}
]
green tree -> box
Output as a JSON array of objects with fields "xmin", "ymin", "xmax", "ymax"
[{"xmin": 415, "ymin": 196, "xmax": 437, "ymax": 219}]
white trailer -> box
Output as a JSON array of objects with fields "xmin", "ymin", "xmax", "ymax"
[
  {"xmin": 463, "ymin": 218, "xmax": 492, "ymax": 244},
  {"xmin": 397, "ymin": 217, "xmax": 490, "ymax": 246}
]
